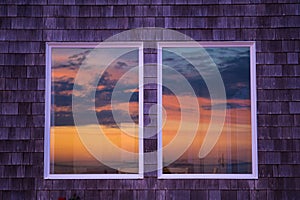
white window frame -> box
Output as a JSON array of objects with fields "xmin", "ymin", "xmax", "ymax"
[
  {"xmin": 157, "ymin": 41, "xmax": 258, "ymax": 179},
  {"xmin": 44, "ymin": 42, "xmax": 144, "ymax": 179}
]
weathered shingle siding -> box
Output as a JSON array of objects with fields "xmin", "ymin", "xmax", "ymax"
[{"xmin": 0, "ymin": 0, "xmax": 300, "ymax": 199}]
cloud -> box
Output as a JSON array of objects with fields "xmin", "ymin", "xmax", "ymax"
[
  {"xmin": 68, "ymin": 50, "xmax": 91, "ymax": 66},
  {"xmin": 52, "ymin": 48, "xmax": 140, "ymax": 127},
  {"xmin": 51, "ymin": 110, "xmax": 74, "ymax": 126},
  {"xmin": 162, "ymin": 47, "xmax": 251, "ymax": 100},
  {"xmin": 202, "ymin": 103, "xmax": 251, "ymax": 110},
  {"xmin": 96, "ymin": 109, "xmax": 138, "ymax": 126},
  {"xmin": 52, "ymin": 108, "xmax": 138, "ymax": 127},
  {"xmin": 115, "ymin": 61, "xmax": 128, "ymax": 69}
]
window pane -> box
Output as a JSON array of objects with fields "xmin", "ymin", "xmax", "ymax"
[
  {"xmin": 160, "ymin": 44, "xmax": 256, "ymax": 177},
  {"xmin": 47, "ymin": 44, "xmax": 142, "ymax": 177}
]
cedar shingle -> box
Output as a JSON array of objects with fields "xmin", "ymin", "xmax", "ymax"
[
  {"xmin": 0, "ymin": 76, "xmax": 5, "ymax": 90},
  {"xmin": 49, "ymin": 0, "xmax": 65, "ymax": 4},
  {"xmin": 218, "ymin": 180, "xmax": 230, "ymax": 189},
  {"xmin": 241, "ymin": 28, "xmax": 256, "ymax": 40},
  {"xmin": 209, "ymin": 190, "xmax": 221, "ymax": 200},
  {"xmin": 0, "ymin": 42, "xmax": 8, "ymax": 53},
  {"xmin": 30, "ymin": 127, "xmax": 44, "ymax": 140},
  {"xmin": 237, "ymin": 180, "xmax": 254, "ymax": 189},
  {"xmin": 282, "ymin": 191, "xmax": 300, "ymax": 200},
  {"xmin": 0, "ymin": 179, "xmax": 10, "ymax": 190},
  {"xmin": 294, "ymin": 115, "xmax": 300, "ymax": 127},
  {"xmin": 17, "ymin": 5, "xmax": 43, "ymax": 17},
  {"xmin": 5, "ymin": 78, "xmax": 18, "ymax": 90},
  {"xmin": 144, "ymin": 151, "xmax": 156, "ymax": 165},
  {"xmin": 289, "ymin": 102, "xmax": 300, "ymax": 114},
  {"xmin": 11, "ymin": 17, "xmax": 43, "ymax": 29},
  {"xmin": 274, "ymin": 140, "xmax": 292, "ymax": 151},
  {"xmin": 257, "ymin": 102, "xmax": 289, "ymax": 114},
  {"xmin": 144, "ymin": 139, "xmax": 157, "ymax": 152},
  {"xmin": 166, "ymin": 190, "xmax": 190, "ymax": 200},
  {"xmin": 280, "ymin": 152, "xmax": 297, "ymax": 164},
  {"xmin": 222, "ymin": 5, "xmax": 244, "ymax": 17},
  {"xmin": 0, "ymin": 65, "xmax": 12, "ymax": 77},
  {"xmin": 18, "ymin": 103, "xmax": 32, "ymax": 115},
  {"xmin": 237, "ymin": 191, "xmax": 250, "ymax": 200},
  {"xmin": 258, "ymin": 139, "xmax": 274, "ymax": 151},
  {"xmin": 156, "ymin": 190, "xmax": 166, "ymax": 200},
  {"xmin": 0, "ymin": 128, "xmax": 9, "ymax": 140},
  {"xmin": 36, "ymin": 191, "xmax": 50, "ymax": 200},
  {"xmin": 282, "ymin": 41, "xmax": 300, "ymax": 52},
  {"xmin": 7, "ymin": 5, "xmax": 17, "ymax": 16},
  {"xmin": 113, "ymin": 190, "xmax": 135, "ymax": 200},
  {"xmin": 259, "ymin": 164, "xmax": 273, "ymax": 177},
  {"xmin": 0, "ymin": 103, "xmax": 18, "ymax": 115},
  {"xmin": 257, "ymin": 65, "xmax": 282, "ymax": 77},
  {"xmin": 8, "ymin": 42, "xmax": 41, "ymax": 53},
  {"xmin": 23, "ymin": 153, "xmax": 33, "ymax": 165},
  {"xmin": 37, "ymin": 79, "xmax": 45, "ymax": 90},
  {"xmin": 144, "ymin": 89, "xmax": 157, "ymax": 103},
  {"xmin": 11, "ymin": 67, "xmax": 27, "ymax": 78},
  {"xmin": 27, "ymin": 66, "xmax": 44, "ymax": 78},
  {"xmin": 24, "ymin": 54, "xmax": 44, "ymax": 66},
  {"xmin": 287, "ymin": 53, "xmax": 299, "ymax": 64},
  {"xmin": 11, "ymin": 153, "xmax": 23, "ymax": 165},
  {"xmin": 137, "ymin": 190, "xmax": 156, "ymax": 200},
  {"xmin": 283, "ymin": 3, "xmax": 300, "ymax": 15},
  {"xmin": 256, "ymin": 29, "xmax": 276, "ymax": 40},
  {"xmin": 276, "ymin": 28, "xmax": 300, "ymax": 40},
  {"xmin": 274, "ymin": 53, "xmax": 287, "ymax": 64},
  {"xmin": 0, "ymin": 18, "xmax": 11, "ymax": 29},
  {"xmin": 84, "ymin": 191, "xmax": 100, "ymax": 200},
  {"xmin": 63, "ymin": 0, "xmax": 76, "ymax": 4},
  {"xmin": 282, "ymin": 65, "xmax": 300, "ymax": 76},
  {"xmin": 144, "ymin": 79, "xmax": 156, "ymax": 90},
  {"xmin": 17, "ymin": 79, "xmax": 37, "ymax": 90},
  {"xmin": 144, "ymin": 126, "xmax": 157, "ymax": 139},
  {"xmin": 144, "ymin": 113, "xmax": 157, "ymax": 127},
  {"xmin": 190, "ymin": 190, "xmax": 208, "ymax": 200},
  {"xmin": 98, "ymin": 190, "xmax": 113, "ymax": 199},
  {"xmin": 35, "ymin": 179, "xmax": 53, "ymax": 190},
  {"xmin": 221, "ymin": 191, "xmax": 237, "ymax": 200},
  {"xmin": 49, "ymin": 191, "xmax": 67, "ymax": 200},
  {"xmin": 72, "ymin": 180, "xmax": 86, "ymax": 189}
]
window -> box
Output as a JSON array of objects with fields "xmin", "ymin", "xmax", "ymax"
[
  {"xmin": 44, "ymin": 42, "xmax": 143, "ymax": 179},
  {"xmin": 45, "ymin": 41, "xmax": 257, "ymax": 180},
  {"xmin": 157, "ymin": 42, "xmax": 257, "ymax": 179}
]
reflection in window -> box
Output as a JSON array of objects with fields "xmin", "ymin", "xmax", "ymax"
[
  {"xmin": 45, "ymin": 43, "xmax": 143, "ymax": 179},
  {"xmin": 158, "ymin": 42, "xmax": 257, "ymax": 179}
]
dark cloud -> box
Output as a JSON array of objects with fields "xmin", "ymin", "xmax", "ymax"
[
  {"xmin": 53, "ymin": 108, "xmax": 138, "ymax": 127},
  {"xmin": 52, "ymin": 94, "xmax": 72, "ymax": 107},
  {"xmin": 162, "ymin": 47, "xmax": 251, "ymax": 100},
  {"xmin": 52, "ymin": 50, "xmax": 90, "ymax": 72},
  {"xmin": 202, "ymin": 103, "xmax": 251, "ymax": 110},
  {"xmin": 129, "ymin": 91, "xmax": 138, "ymax": 102},
  {"xmin": 52, "ymin": 111, "xmax": 74, "ymax": 126},
  {"xmin": 96, "ymin": 109, "xmax": 138, "ymax": 126},
  {"xmin": 53, "ymin": 78, "xmax": 74, "ymax": 92},
  {"xmin": 114, "ymin": 61, "xmax": 128, "ymax": 69},
  {"xmin": 68, "ymin": 50, "xmax": 91, "ymax": 67}
]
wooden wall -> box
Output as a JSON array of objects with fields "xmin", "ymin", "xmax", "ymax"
[{"xmin": 0, "ymin": 0, "xmax": 299, "ymax": 199}]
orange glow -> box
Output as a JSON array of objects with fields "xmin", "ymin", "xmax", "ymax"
[
  {"xmin": 52, "ymin": 105, "xmax": 72, "ymax": 112},
  {"xmin": 50, "ymin": 48, "xmax": 140, "ymax": 169},
  {"xmin": 52, "ymin": 67, "xmax": 78, "ymax": 81},
  {"xmin": 162, "ymin": 94, "xmax": 252, "ymax": 163},
  {"xmin": 51, "ymin": 125, "xmax": 138, "ymax": 163}
]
